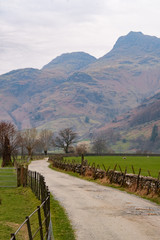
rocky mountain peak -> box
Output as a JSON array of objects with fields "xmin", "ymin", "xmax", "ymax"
[
  {"xmin": 103, "ymin": 31, "xmax": 160, "ymax": 59},
  {"xmin": 42, "ymin": 52, "xmax": 97, "ymax": 72}
]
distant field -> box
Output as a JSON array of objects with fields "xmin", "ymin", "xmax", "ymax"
[{"xmin": 65, "ymin": 155, "xmax": 160, "ymax": 178}]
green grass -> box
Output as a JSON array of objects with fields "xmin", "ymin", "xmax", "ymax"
[
  {"xmin": 50, "ymin": 194, "xmax": 75, "ymax": 240},
  {"xmin": 0, "ymin": 168, "xmax": 17, "ymax": 187},
  {"xmin": 0, "ymin": 187, "xmax": 76, "ymax": 240},
  {"xmin": 0, "ymin": 155, "xmax": 76, "ymax": 240},
  {"xmin": 0, "ymin": 157, "xmax": 26, "ymax": 168},
  {"xmin": 0, "ymin": 187, "xmax": 41, "ymax": 240},
  {"xmin": 65, "ymin": 155, "xmax": 160, "ymax": 178}
]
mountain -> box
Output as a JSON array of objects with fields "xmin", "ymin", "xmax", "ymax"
[
  {"xmin": 103, "ymin": 31, "xmax": 160, "ymax": 59},
  {"xmin": 101, "ymin": 92, "xmax": 160, "ymax": 130},
  {"xmin": 1, "ymin": 32, "xmax": 160, "ymax": 137},
  {"xmin": 98, "ymin": 92, "xmax": 160, "ymax": 152},
  {"xmin": 42, "ymin": 52, "xmax": 97, "ymax": 80}
]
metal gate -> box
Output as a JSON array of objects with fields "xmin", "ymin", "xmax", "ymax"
[{"xmin": 0, "ymin": 167, "xmax": 17, "ymax": 187}]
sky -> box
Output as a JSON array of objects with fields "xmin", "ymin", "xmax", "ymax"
[{"xmin": 0, "ymin": 0, "xmax": 160, "ymax": 75}]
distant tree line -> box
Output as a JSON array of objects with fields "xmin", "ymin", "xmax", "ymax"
[
  {"xmin": 0, "ymin": 120, "xmax": 78, "ymax": 167},
  {"xmin": 2, "ymin": 119, "xmax": 160, "ymax": 167},
  {"xmin": 0, "ymin": 120, "xmax": 122, "ymax": 167}
]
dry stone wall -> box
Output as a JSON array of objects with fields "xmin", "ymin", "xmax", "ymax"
[{"xmin": 49, "ymin": 155, "xmax": 160, "ymax": 195}]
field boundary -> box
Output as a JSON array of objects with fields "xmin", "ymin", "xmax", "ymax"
[
  {"xmin": 10, "ymin": 168, "xmax": 53, "ymax": 240},
  {"xmin": 49, "ymin": 155, "xmax": 160, "ymax": 196}
]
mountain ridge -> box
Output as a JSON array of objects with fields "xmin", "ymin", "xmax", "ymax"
[{"xmin": 0, "ymin": 31, "xmax": 160, "ymax": 138}]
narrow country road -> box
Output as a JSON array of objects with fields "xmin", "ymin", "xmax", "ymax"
[{"xmin": 29, "ymin": 159, "xmax": 160, "ymax": 240}]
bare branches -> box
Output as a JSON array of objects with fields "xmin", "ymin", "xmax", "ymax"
[
  {"xmin": 76, "ymin": 143, "xmax": 88, "ymax": 156},
  {"xmin": 54, "ymin": 128, "xmax": 77, "ymax": 153},
  {"xmin": 39, "ymin": 129, "xmax": 53, "ymax": 155},
  {"xmin": 21, "ymin": 128, "xmax": 38, "ymax": 159}
]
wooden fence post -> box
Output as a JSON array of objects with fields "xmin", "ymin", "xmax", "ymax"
[
  {"xmin": 37, "ymin": 173, "xmax": 40, "ymax": 200},
  {"xmin": 136, "ymin": 168, "xmax": 141, "ymax": 191},
  {"xmin": 34, "ymin": 172, "xmax": 37, "ymax": 196},
  {"xmin": 131, "ymin": 165, "xmax": 135, "ymax": 174},
  {"xmin": 17, "ymin": 168, "xmax": 21, "ymax": 187},
  {"xmin": 121, "ymin": 167, "xmax": 127, "ymax": 187},
  {"xmin": 110, "ymin": 164, "xmax": 117, "ymax": 184},
  {"xmin": 26, "ymin": 216, "xmax": 33, "ymax": 240},
  {"xmin": 37, "ymin": 206, "xmax": 43, "ymax": 240},
  {"xmin": 119, "ymin": 165, "xmax": 122, "ymax": 173},
  {"xmin": 147, "ymin": 170, "xmax": 151, "ymax": 176},
  {"xmin": 23, "ymin": 168, "xmax": 28, "ymax": 187},
  {"xmin": 155, "ymin": 172, "xmax": 160, "ymax": 194},
  {"xmin": 10, "ymin": 233, "xmax": 16, "ymax": 240},
  {"xmin": 102, "ymin": 164, "xmax": 106, "ymax": 172},
  {"xmin": 81, "ymin": 154, "xmax": 84, "ymax": 165},
  {"xmin": 97, "ymin": 164, "xmax": 100, "ymax": 169},
  {"xmin": 31, "ymin": 171, "xmax": 33, "ymax": 190},
  {"xmin": 147, "ymin": 181, "xmax": 151, "ymax": 195},
  {"xmin": 106, "ymin": 166, "xmax": 110, "ymax": 177}
]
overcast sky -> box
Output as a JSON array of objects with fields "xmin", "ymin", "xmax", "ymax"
[{"xmin": 0, "ymin": 0, "xmax": 160, "ymax": 74}]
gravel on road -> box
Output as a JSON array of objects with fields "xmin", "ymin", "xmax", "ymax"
[{"xmin": 29, "ymin": 159, "xmax": 160, "ymax": 240}]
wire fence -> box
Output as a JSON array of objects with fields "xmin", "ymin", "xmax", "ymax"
[{"xmin": 10, "ymin": 168, "xmax": 54, "ymax": 240}]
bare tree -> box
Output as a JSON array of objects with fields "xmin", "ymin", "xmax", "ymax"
[
  {"xmin": 76, "ymin": 143, "xmax": 88, "ymax": 164},
  {"xmin": 54, "ymin": 128, "xmax": 77, "ymax": 153},
  {"xmin": 76, "ymin": 143, "xmax": 88, "ymax": 156},
  {"xmin": 104, "ymin": 129, "xmax": 121, "ymax": 145},
  {"xmin": 17, "ymin": 132, "xmax": 26, "ymax": 159},
  {"xmin": 39, "ymin": 129, "xmax": 53, "ymax": 155},
  {"xmin": 0, "ymin": 121, "xmax": 18, "ymax": 167},
  {"xmin": 21, "ymin": 128, "xmax": 38, "ymax": 159},
  {"xmin": 92, "ymin": 133, "xmax": 108, "ymax": 154},
  {"xmin": 91, "ymin": 129, "xmax": 119, "ymax": 154}
]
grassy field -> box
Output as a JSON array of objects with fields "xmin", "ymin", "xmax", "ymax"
[{"xmin": 65, "ymin": 155, "xmax": 160, "ymax": 178}]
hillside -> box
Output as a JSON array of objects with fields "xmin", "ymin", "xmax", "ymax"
[
  {"xmin": 1, "ymin": 31, "xmax": 160, "ymax": 137},
  {"xmin": 98, "ymin": 92, "xmax": 160, "ymax": 152}
]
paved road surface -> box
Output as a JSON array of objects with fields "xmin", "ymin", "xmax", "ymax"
[{"xmin": 29, "ymin": 159, "xmax": 160, "ymax": 240}]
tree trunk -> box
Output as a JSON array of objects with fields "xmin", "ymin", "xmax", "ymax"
[
  {"xmin": 44, "ymin": 150, "xmax": 47, "ymax": 155},
  {"xmin": 1, "ymin": 136, "xmax": 13, "ymax": 167},
  {"xmin": 65, "ymin": 144, "xmax": 69, "ymax": 153},
  {"xmin": 27, "ymin": 147, "xmax": 33, "ymax": 159},
  {"xmin": 21, "ymin": 145, "xmax": 24, "ymax": 160}
]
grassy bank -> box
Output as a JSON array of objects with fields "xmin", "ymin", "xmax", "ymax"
[
  {"xmin": 65, "ymin": 155, "xmax": 160, "ymax": 178},
  {"xmin": 50, "ymin": 195, "xmax": 75, "ymax": 240},
  {"xmin": 0, "ymin": 187, "xmax": 76, "ymax": 240},
  {"xmin": 0, "ymin": 187, "xmax": 41, "ymax": 240}
]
